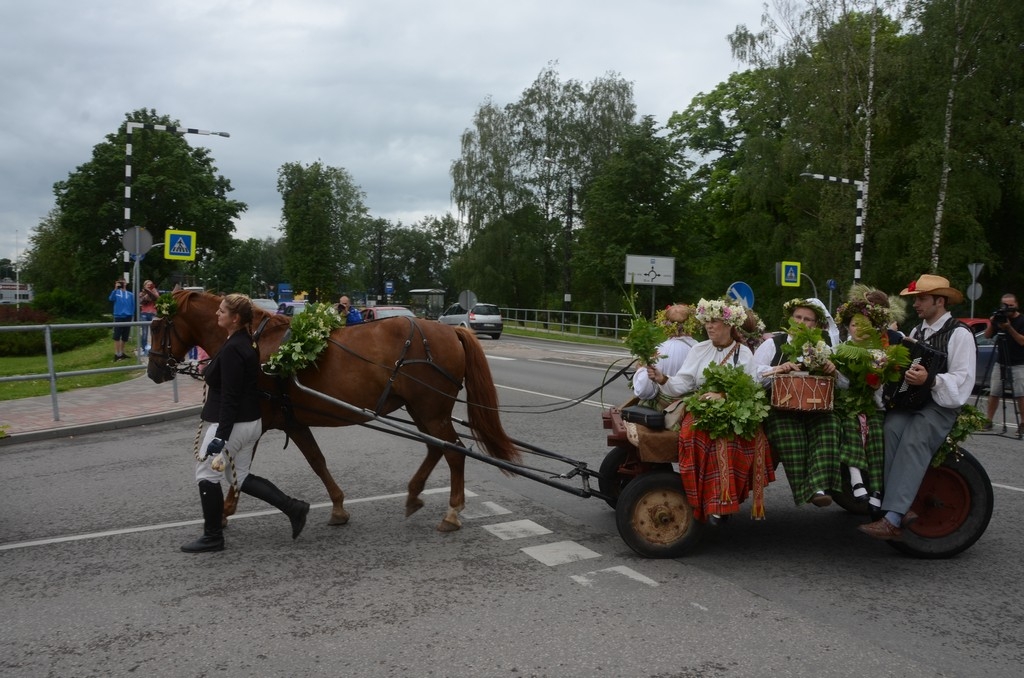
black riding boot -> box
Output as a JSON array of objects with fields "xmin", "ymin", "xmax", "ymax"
[
  {"xmin": 181, "ymin": 480, "xmax": 225, "ymax": 553},
  {"xmin": 240, "ymin": 474, "xmax": 310, "ymax": 540}
]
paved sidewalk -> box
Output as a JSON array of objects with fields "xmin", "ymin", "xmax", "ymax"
[{"xmin": 0, "ymin": 372, "xmax": 206, "ymax": 445}]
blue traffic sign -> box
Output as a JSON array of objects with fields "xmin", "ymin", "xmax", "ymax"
[
  {"xmin": 384, "ymin": 280, "xmax": 394, "ymax": 295},
  {"xmin": 727, "ymin": 281, "xmax": 755, "ymax": 308},
  {"xmin": 827, "ymin": 278, "xmax": 838, "ymax": 291}
]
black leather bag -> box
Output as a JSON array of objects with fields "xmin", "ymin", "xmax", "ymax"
[{"xmin": 620, "ymin": 405, "xmax": 665, "ymax": 429}]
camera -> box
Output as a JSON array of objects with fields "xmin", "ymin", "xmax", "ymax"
[{"xmin": 991, "ymin": 304, "xmax": 1018, "ymax": 325}]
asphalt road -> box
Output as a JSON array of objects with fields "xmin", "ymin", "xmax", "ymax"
[{"xmin": 1, "ymin": 335, "xmax": 1022, "ymax": 677}]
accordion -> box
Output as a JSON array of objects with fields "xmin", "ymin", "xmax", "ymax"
[{"xmin": 882, "ymin": 337, "xmax": 947, "ymax": 411}]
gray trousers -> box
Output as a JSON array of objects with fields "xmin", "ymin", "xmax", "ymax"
[{"xmin": 881, "ymin": 402, "xmax": 958, "ymax": 514}]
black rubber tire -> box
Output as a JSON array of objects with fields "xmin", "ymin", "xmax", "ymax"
[
  {"xmin": 615, "ymin": 471, "xmax": 704, "ymax": 558},
  {"xmin": 830, "ymin": 465, "xmax": 872, "ymax": 516},
  {"xmin": 889, "ymin": 447, "xmax": 994, "ymax": 559},
  {"xmin": 598, "ymin": 445, "xmax": 634, "ymax": 508},
  {"xmin": 490, "ymin": 333, "xmax": 501, "ymax": 340}
]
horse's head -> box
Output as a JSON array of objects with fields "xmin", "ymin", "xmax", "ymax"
[{"xmin": 146, "ymin": 289, "xmax": 221, "ymax": 383}]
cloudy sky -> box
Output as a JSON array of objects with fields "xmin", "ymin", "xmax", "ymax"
[{"xmin": 0, "ymin": 0, "xmax": 765, "ymax": 265}]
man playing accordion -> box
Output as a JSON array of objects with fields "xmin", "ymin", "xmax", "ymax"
[{"xmin": 859, "ymin": 274, "xmax": 976, "ymax": 541}]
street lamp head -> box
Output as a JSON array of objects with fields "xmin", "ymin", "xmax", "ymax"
[{"xmin": 214, "ymin": 132, "xmax": 231, "ymax": 138}]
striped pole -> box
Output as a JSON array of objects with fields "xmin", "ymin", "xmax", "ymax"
[
  {"xmin": 800, "ymin": 173, "xmax": 867, "ymax": 284},
  {"xmin": 123, "ymin": 122, "xmax": 230, "ymax": 304}
]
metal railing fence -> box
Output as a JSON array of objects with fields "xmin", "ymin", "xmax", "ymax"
[
  {"xmin": 499, "ymin": 307, "xmax": 633, "ymax": 341},
  {"xmin": 0, "ymin": 320, "xmax": 183, "ymax": 422}
]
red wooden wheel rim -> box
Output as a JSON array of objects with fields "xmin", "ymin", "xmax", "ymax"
[{"xmin": 908, "ymin": 466, "xmax": 972, "ymax": 539}]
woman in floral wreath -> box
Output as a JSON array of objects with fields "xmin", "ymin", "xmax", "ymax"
[
  {"xmin": 831, "ymin": 285, "xmax": 908, "ymax": 508},
  {"xmin": 647, "ymin": 298, "xmax": 775, "ymax": 523},
  {"xmin": 631, "ymin": 303, "xmax": 700, "ymax": 407},
  {"xmin": 753, "ymin": 297, "xmax": 845, "ymax": 508}
]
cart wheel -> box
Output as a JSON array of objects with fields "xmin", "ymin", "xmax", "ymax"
[
  {"xmin": 598, "ymin": 445, "xmax": 634, "ymax": 508},
  {"xmin": 615, "ymin": 471, "xmax": 704, "ymax": 558},
  {"xmin": 890, "ymin": 448, "xmax": 994, "ymax": 559}
]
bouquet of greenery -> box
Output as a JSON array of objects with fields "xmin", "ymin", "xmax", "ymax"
[
  {"xmin": 155, "ymin": 293, "xmax": 178, "ymax": 318},
  {"xmin": 831, "ymin": 317, "xmax": 910, "ymax": 415},
  {"xmin": 622, "ymin": 289, "xmax": 668, "ymax": 367},
  {"xmin": 933, "ymin": 405, "xmax": 989, "ymax": 467},
  {"xmin": 264, "ymin": 302, "xmax": 342, "ymax": 375},
  {"xmin": 780, "ymin": 320, "xmax": 833, "ymax": 374},
  {"xmin": 685, "ymin": 362, "xmax": 771, "ymax": 440}
]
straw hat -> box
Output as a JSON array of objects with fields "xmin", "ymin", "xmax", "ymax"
[{"xmin": 898, "ymin": 274, "xmax": 964, "ymax": 305}]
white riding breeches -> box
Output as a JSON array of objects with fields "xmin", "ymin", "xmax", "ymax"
[{"xmin": 194, "ymin": 419, "xmax": 262, "ymax": 488}]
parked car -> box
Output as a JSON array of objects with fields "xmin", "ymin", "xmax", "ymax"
[
  {"xmin": 438, "ymin": 302, "xmax": 503, "ymax": 339},
  {"xmin": 252, "ymin": 298, "xmax": 279, "ymax": 313},
  {"xmin": 975, "ymin": 329, "xmax": 1001, "ymax": 394},
  {"xmin": 276, "ymin": 301, "xmax": 308, "ymax": 317},
  {"xmin": 361, "ymin": 305, "xmax": 416, "ymax": 322}
]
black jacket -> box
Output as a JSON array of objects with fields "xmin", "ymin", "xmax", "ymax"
[{"xmin": 201, "ymin": 330, "xmax": 261, "ymax": 440}]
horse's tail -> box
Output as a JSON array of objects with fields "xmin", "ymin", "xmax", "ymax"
[{"xmin": 454, "ymin": 326, "xmax": 521, "ymax": 465}]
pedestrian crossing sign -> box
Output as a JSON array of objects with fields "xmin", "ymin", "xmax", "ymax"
[
  {"xmin": 781, "ymin": 261, "xmax": 801, "ymax": 287},
  {"xmin": 164, "ymin": 230, "xmax": 197, "ymax": 261}
]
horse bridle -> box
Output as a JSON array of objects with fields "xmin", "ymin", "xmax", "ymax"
[{"xmin": 148, "ymin": 316, "xmax": 207, "ymax": 379}]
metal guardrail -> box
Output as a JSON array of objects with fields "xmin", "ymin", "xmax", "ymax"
[
  {"xmin": 0, "ymin": 320, "xmax": 182, "ymax": 422},
  {"xmin": 498, "ymin": 307, "xmax": 633, "ymax": 341}
]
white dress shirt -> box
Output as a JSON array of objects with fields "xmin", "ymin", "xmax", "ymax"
[
  {"xmin": 660, "ymin": 340, "xmax": 756, "ymax": 397},
  {"xmin": 633, "ymin": 335, "xmax": 697, "ymax": 400}
]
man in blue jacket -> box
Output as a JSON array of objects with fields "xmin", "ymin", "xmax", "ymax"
[{"xmin": 109, "ymin": 279, "xmax": 135, "ymax": 361}]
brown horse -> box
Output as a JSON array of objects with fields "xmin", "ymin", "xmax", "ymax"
[{"xmin": 147, "ymin": 290, "xmax": 520, "ymax": 531}]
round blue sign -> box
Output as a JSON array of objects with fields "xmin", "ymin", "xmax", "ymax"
[{"xmin": 726, "ymin": 281, "xmax": 755, "ymax": 308}]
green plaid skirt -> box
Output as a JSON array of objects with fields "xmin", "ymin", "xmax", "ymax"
[
  {"xmin": 764, "ymin": 410, "xmax": 842, "ymax": 505},
  {"xmin": 837, "ymin": 409, "xmax": 885, "ymax": 492}
]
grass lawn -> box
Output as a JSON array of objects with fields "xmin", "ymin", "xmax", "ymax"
[{"xmin": 0, "ymin": 338, "xmax": 142, "ymax": 401}]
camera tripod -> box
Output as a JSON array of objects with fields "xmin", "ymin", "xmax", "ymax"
[{"xmin": 975, "ymin": 331, "xmax": 1024, "ymax": 439}]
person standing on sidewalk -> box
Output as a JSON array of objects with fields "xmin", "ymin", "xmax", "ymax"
[
  {"xmin": 138, "ymin": 280, "xmax": 159, "ymax": 356},
  {"xmin": 181, "ymin": 293, "xmax": 311, "ymax": 553},
  {"xmin": 108, "ymin": 279, "xmax": 134, "ymax": 361}
]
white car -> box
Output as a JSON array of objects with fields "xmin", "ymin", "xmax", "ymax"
[{"xmin": 438, "ymin": 302, "xmax": 503, "ymax": 339}]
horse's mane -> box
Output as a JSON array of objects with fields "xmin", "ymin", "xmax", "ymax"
[{"xmin": 170, "ymin": 288, "xmax": 290, "ymax": 334}]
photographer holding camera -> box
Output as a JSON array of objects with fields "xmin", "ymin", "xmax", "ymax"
[
  {"xmin": 984, "ymin": 293, "xmax": 1024, "ymax": 429},
  {"xmin": 108, "ymin": 278, "xmax": 135, "ymax": 362}
]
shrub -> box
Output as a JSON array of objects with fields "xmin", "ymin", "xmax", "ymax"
[{"xmin": 32, "ymin": 288, "xmax": 104, "ymax": 320}]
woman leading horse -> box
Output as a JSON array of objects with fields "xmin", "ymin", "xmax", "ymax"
[{"xmin": 147, "ymin": 289, "xmax": 519, "ymax": 533}]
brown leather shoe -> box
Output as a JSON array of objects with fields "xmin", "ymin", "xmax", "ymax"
[
  {"xmin": 902, "ymin": 510, "xmax": 920, "ymax": 528},
  {"xmin": 810, "ymin": 492, "xmax": 833, "ymax": 508},
  {"xmin": 858, "ymin": 518, "xmax": 903, "ymax": 541}
]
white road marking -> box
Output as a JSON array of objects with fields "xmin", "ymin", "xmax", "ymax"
[
  {"xmin": 993, "ymin": 483, "xmax": 1024, "ymax": 493},
  {"xmin": 461, "ymin": 501, "xmax": 512, "ymax": 519},
  {"xmin": 0, "ymin": 486, "xmax": 467, "ymax": 552},
  {"xmin": 691, "ymin": 602, "xmax": 709, "ymax": 612},
  {"xmin": 520, "ymin": 540, "xmax": 601, "ymax": 566},
  {"xmin": 482, "ymin": 519, "xmax": 552, "ymax": 540},
  {"xmin": 496, "ymin": 384, "xmax": 609, "ymax": 408},
  {"xmin": 570, "ymin": 565, "xmax": 659, "ymax": 588}
]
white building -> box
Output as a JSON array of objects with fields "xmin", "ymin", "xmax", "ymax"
[{"xmin": 0, "ymin": 279, "xmax": 33, "ymax": 304}]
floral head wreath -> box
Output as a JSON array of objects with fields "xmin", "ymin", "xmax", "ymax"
[
  {"xmin": 782, "ymin": 298, "xmax": 826, "ymax": 326},
  {"xmin": 694, "ymin": 297, "xmax": 747, "ymax": 328},
  {"xmin": 835, "ymin": 284, "xmax": 902, "ymax": 331},
  {"xmin": 653, "ymin": 304, "xmax": 705, "ymax": 339},
  {"xmin": 736, "ymin": 308, "xmax": 767, "ymax": 350}
]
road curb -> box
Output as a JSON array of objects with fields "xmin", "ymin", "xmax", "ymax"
[{"xmin": 0, "ymin": 406, "xmax": 203, "ymax": 447}]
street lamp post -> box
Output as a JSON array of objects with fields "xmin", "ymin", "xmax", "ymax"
[
  {"xmin": 800, "ymin": 172, "xmax": 867, "ymax": 284},
  {"xmin": 123, "ymin": 122, "xmax": 229, "ymax": 346}
]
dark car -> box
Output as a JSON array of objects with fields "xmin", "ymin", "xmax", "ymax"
[
  {"xmin": 276, "ymin": 301, "xmax": 308, "ymax": 317},
  {"xmin": 438, "ymin": 302, "xmax": 503, "ymax": 339},
  {"xmin": 361, "ymin": 305, "xmax": 416, "ymax": 322}
]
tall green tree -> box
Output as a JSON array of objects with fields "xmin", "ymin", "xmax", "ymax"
[
  {"xmin": 25, "ymin": 109, "xmax": 245, "ymax": 303},
  {"xmin": 450, "ymin": 64, "xmax": 637, "ymax": 307},
  {"xmin": 277, "ymin": 160, "xmax": 369, "ymax": 302},
  {"xmin": 576, "ymin": 116, "xmax": 691, "ymax": 311}
]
